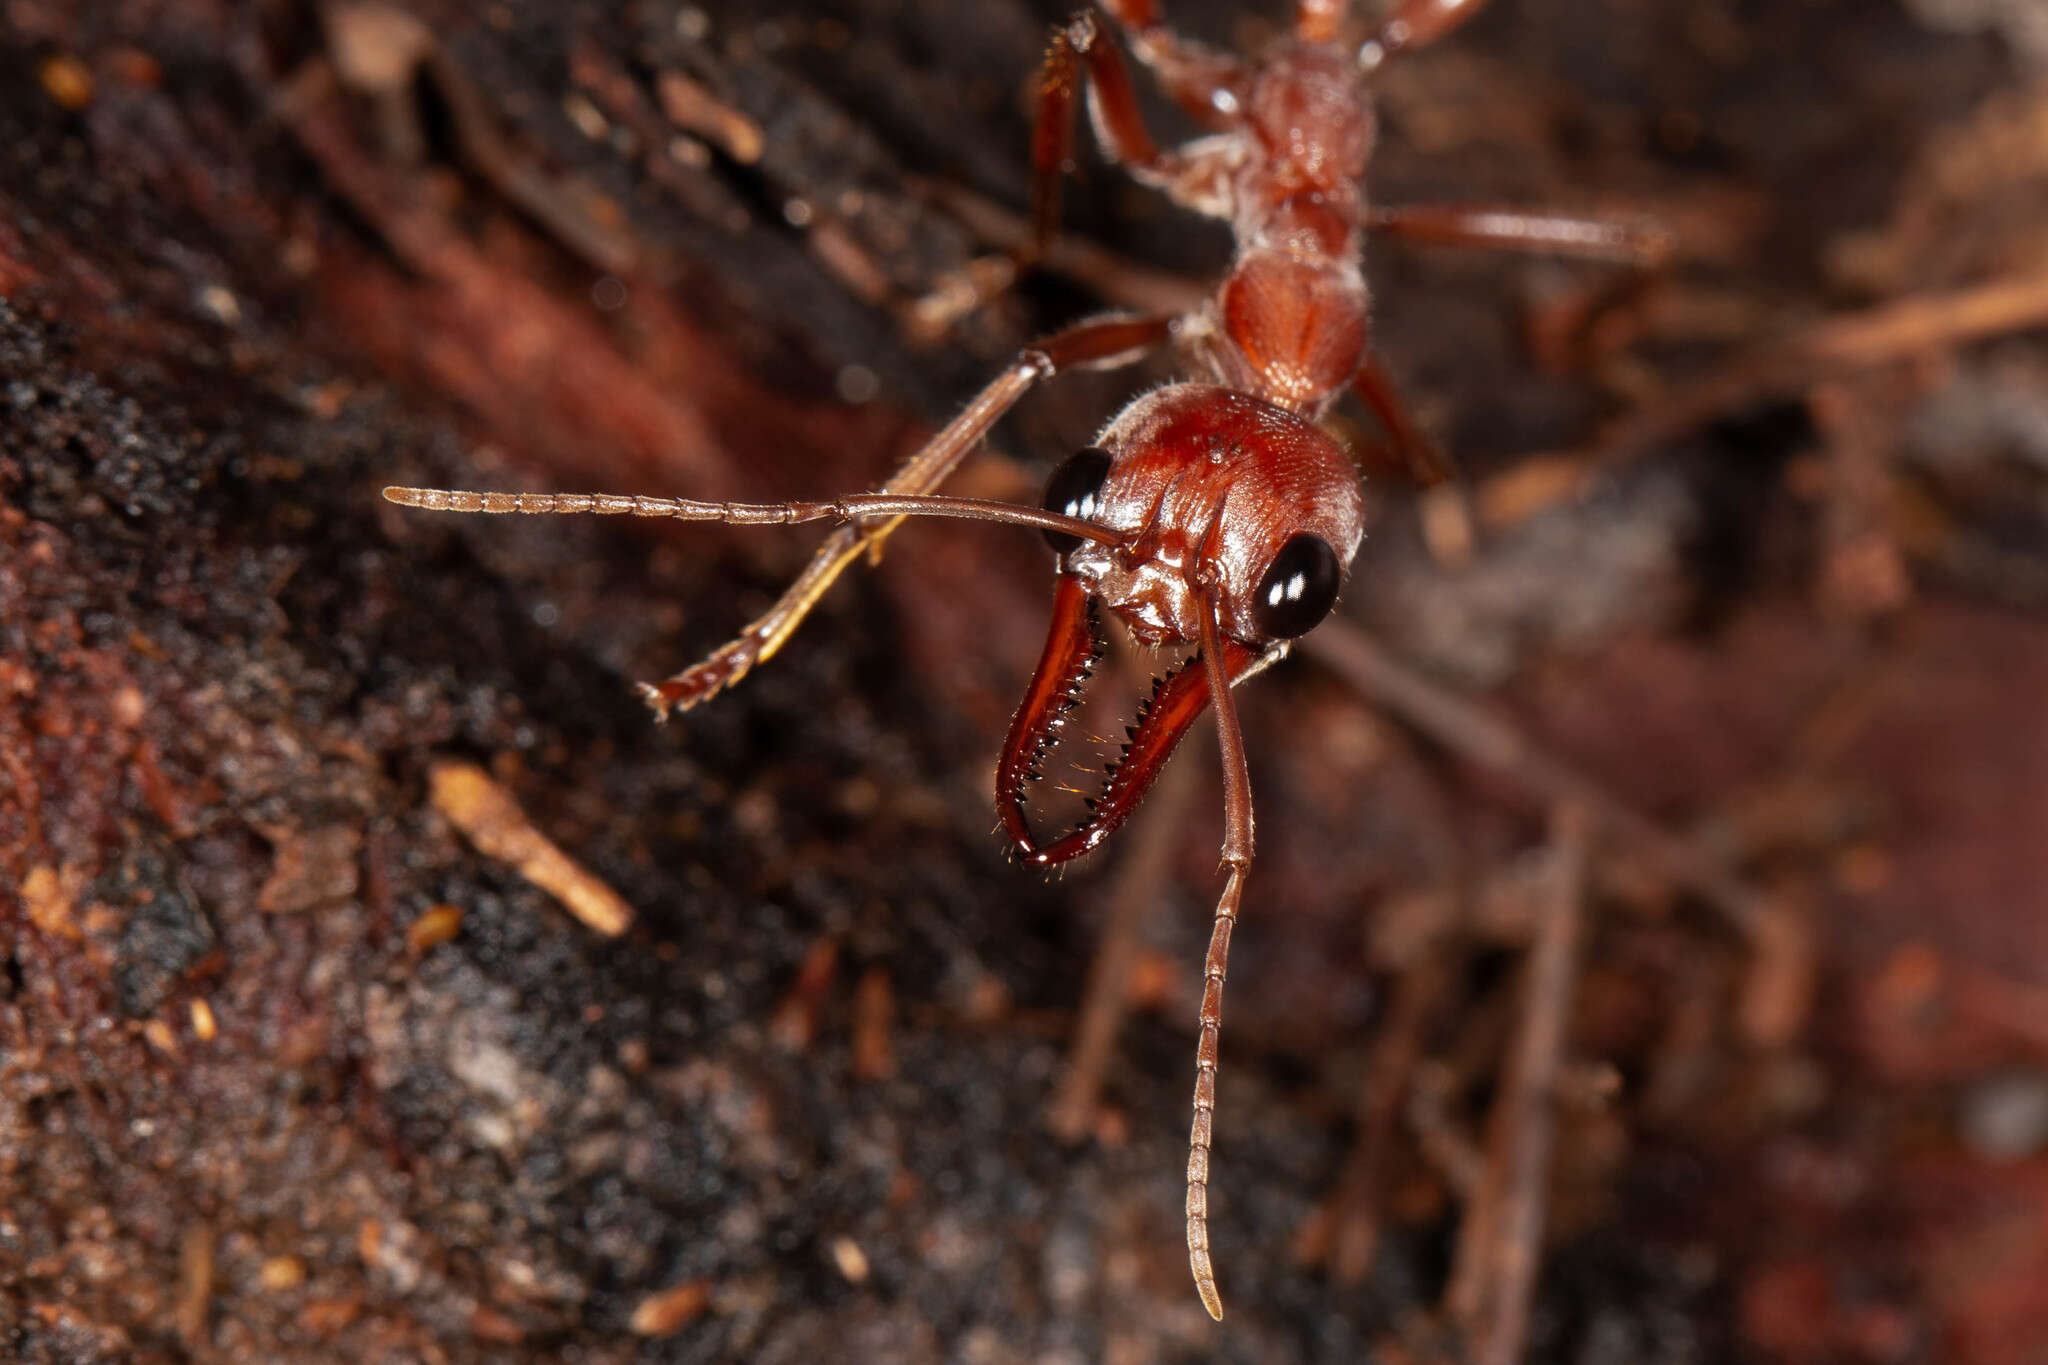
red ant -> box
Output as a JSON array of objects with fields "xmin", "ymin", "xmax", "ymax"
[{"xmin": 386, "ymin": 0, "xmax": 1663, "ymax": 1319}]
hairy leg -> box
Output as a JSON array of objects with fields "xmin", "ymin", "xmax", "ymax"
[
  {"xmin": 1099, "ymin": 0, "xmax": 1248, "ymax": 125},
  {"xmin": 1366, "ymin": 204, "xmax": 1671, "ymax": 267}
]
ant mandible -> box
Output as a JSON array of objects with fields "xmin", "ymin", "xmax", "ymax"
[{"xmin": 386, "ymin": 0, "xmax": 1664, "ymax": 1320}]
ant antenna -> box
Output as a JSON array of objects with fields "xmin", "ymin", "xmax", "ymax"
[
  {"xmin": 1186, "ymin": 592, "xmax": 1257, "ymax": 1321},
  {"xmin": 381, "ymin": 485, "xmax": 1127, "ymax": 547}
]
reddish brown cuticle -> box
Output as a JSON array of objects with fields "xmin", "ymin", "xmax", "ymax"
[{"xmin": 996, "ymin": 572, "xmax": 1265, "ymax": 868}]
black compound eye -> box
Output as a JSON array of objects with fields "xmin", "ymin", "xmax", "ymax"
[
  {"xmin": 1252, "ymin": 533, "xmax": 1342, "ymax": 639},
  {"xmin": 1040, "ymin": 447, "xmax": 1114, "ymax": 554}
]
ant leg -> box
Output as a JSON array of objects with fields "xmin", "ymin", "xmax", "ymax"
[
  {"xmin": 1295, "ymin": 0, "xmax": 1350, "ymax": 45},
  {"xmin": 1098, "ymin": 0, "xmax": 1156, "ymax": 24},
  {"xmin": 640, "ymin": 312, "xmax": 1175, "ymax": 716},
  {"xmin": 1353, "ymin": 353, "xmax": 1455, "ymax": 486},
  {"xmin": 1362, "ymin": 0, "xmax": 1496, "ymax": 63},
  {"xmin": 905, "ymin": 11, "xmax": 1162, "ymax": 336},
  {"xmin": 1029, "ymin": 11, "xmax": 1247, "ymax": 262},
  {"xmin": 1185, "ymin": 593, "xmax": 1260, "ymax": 1322},
  {"xmin": 914, "ymin": 8, "xmax": 1235, "ymax": 336},
  {"xmin": 1366, "ymin": 204, "xmax": 1673, "ymax": 267},
  {"xmin": 1029, "ymin": 11, "xmax": 1164, "ymax": 261},
  {"xmin": 1098, "ymin": 1, "xmax": 1248, "ymax": 125}
]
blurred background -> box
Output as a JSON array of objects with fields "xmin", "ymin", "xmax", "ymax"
[{"xmin": 4, "ymin": 1, "xmax": 2048, "ymax": 1360}]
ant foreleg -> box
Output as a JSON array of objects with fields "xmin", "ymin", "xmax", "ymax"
[
  {"xmin": 641, "ymin": 312, "xmax": 1174, "ymax": 717},
  {"xmin": 1295, "ymin": 0, "xmax": 1351, "ymax": 45}
]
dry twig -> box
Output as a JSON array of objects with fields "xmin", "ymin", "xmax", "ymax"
[
  {"xmin": 1447, "ymin": 806, "xmax": 1591, "ymax": 1365},
  {"xmin": 1303, "ymin": 621, "xmax": 1770, "ymax": 942},
  {"xmin": 428, "ymin": 760, "xmax": 634, "ymax": 936},
  {"xmin": 1591, "ymin": 270, "xmax": 2048, "ymax": 472},
  {"xmin": 1048, "ymin": 747, "xmax": 1202, "ymax": 1142}
]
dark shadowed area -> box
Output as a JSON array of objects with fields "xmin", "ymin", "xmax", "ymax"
[{"xmin": 4, "ymin": 1, "xmax": 2048, "ymax": 1362}]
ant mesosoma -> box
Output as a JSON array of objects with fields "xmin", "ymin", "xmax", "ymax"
[{"xmin": 386, "ymin": 0, "xmax": 1663, "ymax": 1319}]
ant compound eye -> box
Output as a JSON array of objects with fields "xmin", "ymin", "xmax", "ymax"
[
  {"xmin": 1040, "ymin": 447, "xmax": 1114, "ymax": 554},
  {"xmin": 1252, "ymin": 533, "xmax": 1342, "ymax": 639}
]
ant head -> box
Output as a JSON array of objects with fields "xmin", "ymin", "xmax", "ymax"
[
  {"xmin": 1045, "ymin": 383, "xmax": 1365, "ymax": 649},
  {"xmin": 993, "ymin": 384, "xmax": 1364, "ymax": 868}
]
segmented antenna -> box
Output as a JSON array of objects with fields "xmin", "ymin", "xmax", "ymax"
[
  {"xmin": 1187, "ymin": 863, "xmax": 1245, "ymax": 1321},
  {"xmin": 379, "ymin": 486, "xmax": 1124, "ymax": 542}
]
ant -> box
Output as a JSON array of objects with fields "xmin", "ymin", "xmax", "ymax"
[{"xmin": 386, "ymin": 0, "xmax": 1664, "ymax": 1320}]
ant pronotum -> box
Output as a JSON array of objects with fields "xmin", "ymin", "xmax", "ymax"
[{"xmin": 385, "ymin": 0, "xmax": 1665, "ymax": 1320}]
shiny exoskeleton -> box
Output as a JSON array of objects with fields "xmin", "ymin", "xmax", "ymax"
[{"xmin": 385, "ymin": 0, "xmax": 1662, "ymax": 1320}]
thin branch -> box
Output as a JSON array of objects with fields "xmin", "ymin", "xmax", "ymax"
[
  {"xmin": 1589, "ymin": 270, "xmax": 2048, "ymax": 472},
  {"xmin": 1448, "ymin": 805, "xmax": 1591, "ymax": 1365},
  {"xmin": 1048, "ymin": 748, "xmax": 1200, "ymax": 1142},
  {"xmin": 1302, "ymin": 621, "xmax": 1770, "ymax": 942}
]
